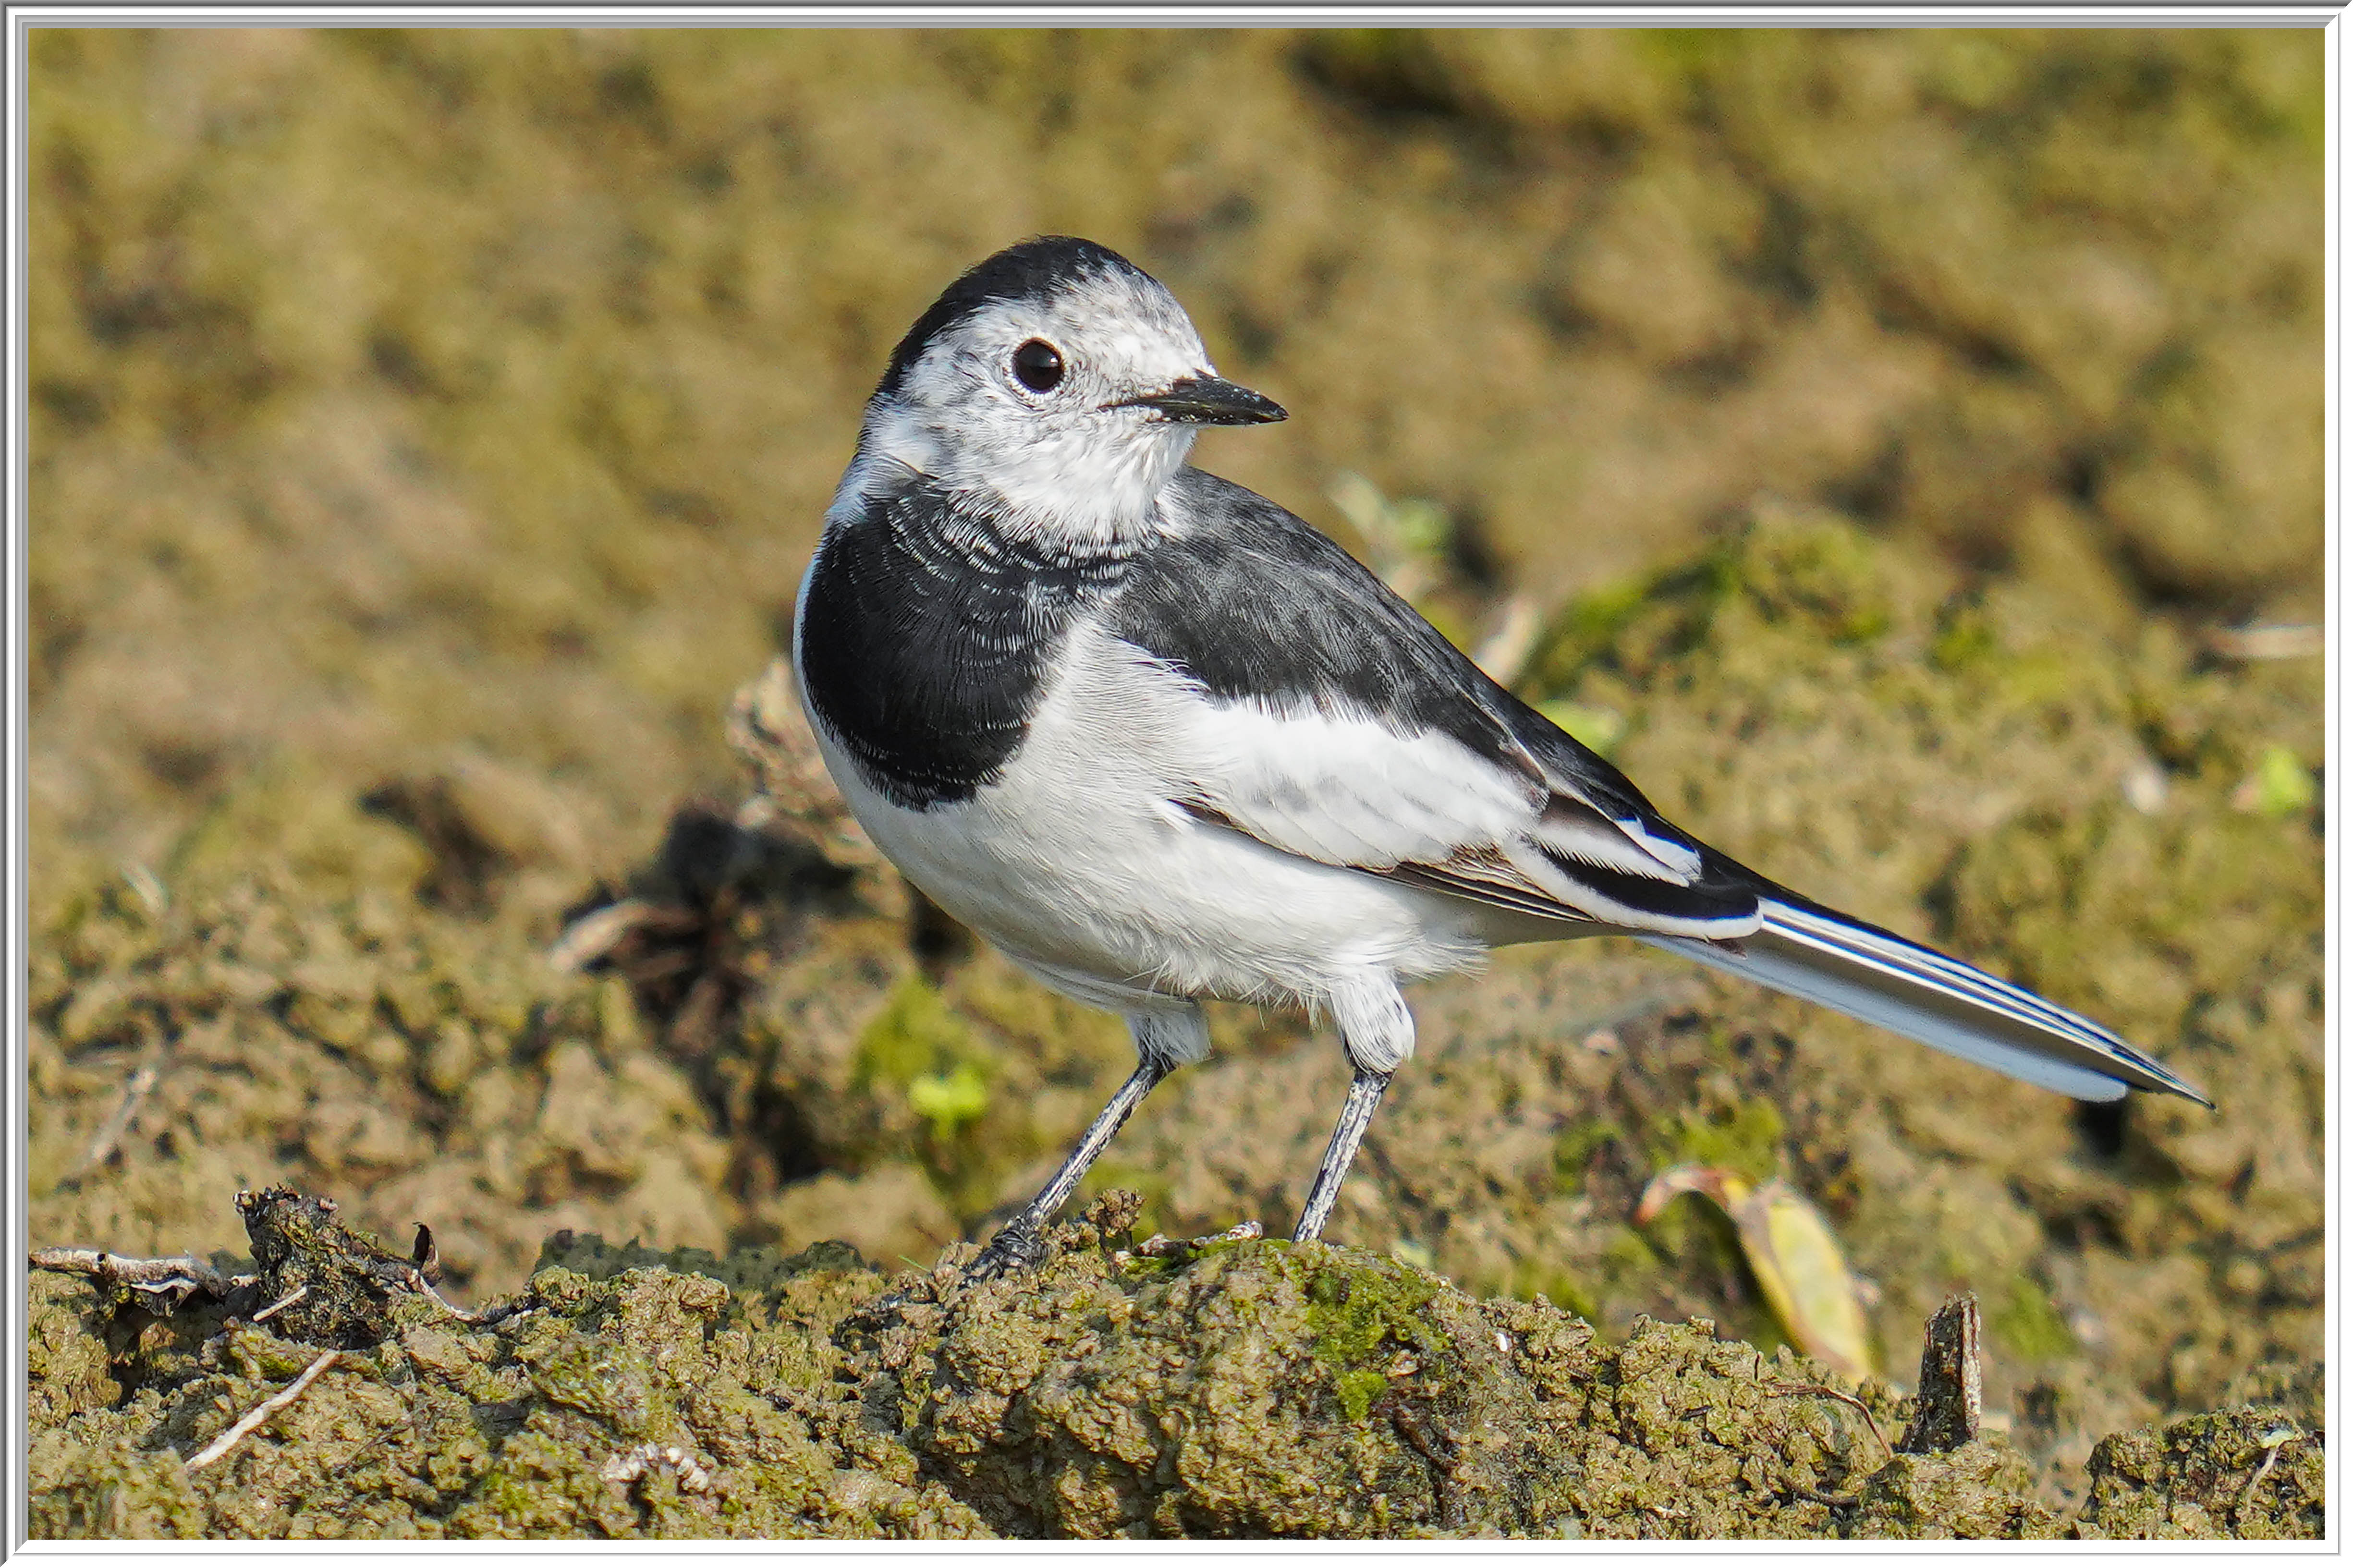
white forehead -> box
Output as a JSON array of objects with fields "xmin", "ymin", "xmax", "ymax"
[{"xmin": 931, "ymin": 264, "xmax": 1212, "ymax": 389}]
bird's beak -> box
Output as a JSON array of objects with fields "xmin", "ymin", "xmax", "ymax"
[{"xmin": 1115, "ymin": 376, "xmax": 1287, "ymax": 425}]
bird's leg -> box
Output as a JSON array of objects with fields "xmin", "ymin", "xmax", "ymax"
[
  {"xmin": 1291, "ymin": 1068, "xmax": 1393, "ymax": 1244},
  {"xmin": 841, "ymin": 1050, "xmax": 1171, "ymax": 1331},
  {"xmin": 1293, "ymin": 978, "xmax": 1413, "ymax": 1245},
  {"xmin": 965, "ymin": 1057, "xmax": 1169, "ymax": 1281}
]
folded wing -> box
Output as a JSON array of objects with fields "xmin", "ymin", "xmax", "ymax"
[
  {"xmin": 1111, "ymin": 466, "xmax": 2206, "ymax": 1107},
  {"xmin": 1154, "ymin": 686, "xmax": 1764, "ymax": 940}
]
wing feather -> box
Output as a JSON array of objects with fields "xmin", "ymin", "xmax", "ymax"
[
  {"xmin": 1150, "ymin": 679, "xmax": 1761, "ymax": 939},
  {"xmin": 1099, "ymin": 471, "xmax": 1760, "ymax": 936},
  {"xmin": 1087, "ymin": 473, "xmax": 2202, "ymax": 1107}
]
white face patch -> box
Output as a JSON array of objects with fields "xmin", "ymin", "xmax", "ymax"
[{"xmin": 858, "ymin": 264, "xmax": 1227, "ymax": 544}]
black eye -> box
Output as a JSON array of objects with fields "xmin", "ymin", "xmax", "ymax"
[{"xmin": 1012, "ymin": 339, "xmax": 1065, "ymax": 392}]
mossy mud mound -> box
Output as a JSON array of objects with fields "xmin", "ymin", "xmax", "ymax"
[
  {"xmin": 28, "ymin": 508, "xmax": 2320, "ymax": 1537},
  {"xmin": 26, "ymin": 1191, "xmax": 2322, "ymax": 1539}
]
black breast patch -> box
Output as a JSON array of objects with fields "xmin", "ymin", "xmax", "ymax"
[{"xmin": 797, "ymin": 479, "xmax": 1132, "ymax": 809}]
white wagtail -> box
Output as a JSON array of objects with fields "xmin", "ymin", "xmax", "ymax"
[{"xmin": 793, "ymin": 236, "xmax": 2210, "ymax": 1276}]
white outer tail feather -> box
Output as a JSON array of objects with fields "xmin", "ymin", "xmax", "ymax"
[{"xmin": 1646, "ymin": 899, "xmax": 2210, "ymax": 1106}]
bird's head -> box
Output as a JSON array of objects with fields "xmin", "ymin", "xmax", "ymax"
[{"xmin": 843, "ymin": 237, "xmax": 1285, "ymax": 545}]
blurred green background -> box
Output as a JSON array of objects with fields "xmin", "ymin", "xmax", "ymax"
[
  {"xmin": 29, "ymin": 27, "xmax": 2320, "ymax": 907},
  {"xmin": 25, "ymin": 26, "xmax": 2325, "ymax": 1503}
]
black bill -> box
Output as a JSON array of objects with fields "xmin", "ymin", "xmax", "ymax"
[{"xmin": 1116, "ymin": 375, "xmax": 1288, "ymax": 425}]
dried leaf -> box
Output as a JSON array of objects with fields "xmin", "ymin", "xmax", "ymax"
[{"xmin": 1638, "ymin": 1163, "xmax": 1879, "ymax": 1378}]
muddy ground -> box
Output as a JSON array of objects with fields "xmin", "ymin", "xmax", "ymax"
[
  {"xmin": 25, "ymin": 28, "xmax": 2324, "ymax": 1539},
  {"xmin": 24, "ymin": 1189, "xmax": 2324, "ymax": 1538}
]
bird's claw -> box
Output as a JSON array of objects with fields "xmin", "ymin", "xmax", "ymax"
[
  {"xmin": 835, "ymin": 1221, "xmax": 1050, "ymax": 1338},
  {"xmin": 962, "ymin": 1221, "xmax": 1047, "ymax": 1282},
  {"xmin": 835, "ymin": 1284, "xmax": 921, "ymax": 1336}
]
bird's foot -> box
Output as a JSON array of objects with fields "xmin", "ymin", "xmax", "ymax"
[
  {"xmin": 837, "ymin": 1234, "xmax": 1030, "ymax": 1336},
  {"xmin": 837, "ymin": 1194, "xmax": 1151, "ymax": 1337},
  {"xmin": 961, "ymin": 1220, "xmax": 1048, "ymax": 1283},
  {"xmin": 835, "ymin": 1282, "xmax": 925, "ymax": 1337}
]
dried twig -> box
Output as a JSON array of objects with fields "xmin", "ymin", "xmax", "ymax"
[
  {"xmin": 69, "ymin": 1059, "xmax": 163, "ymax": 1184},
  {"xmin": 1177, "ymin": 1219, "xmax": 1264, "ymax": 1251},
  {"xmin": 1767, "ymin": 1381, "xmax": 1893, "ymax": 1460},
  {"xmin": 2204, "ymin": 623, "xmax": 2322, "ymax": 661},
  {"xmin": 547, "ymin": 897, "xmax": 658, "ymax": 973},
  {"xmin": 405, "ymin": 1266, "xmax": 486, "ymax": 1324},
  {"xmin": 183, "ymin": 1350, "xmax": 340, "ymax": 1471},
  {"xmin": 2234, "ymin": 1424, "xmax": 2301, "ymax": 1527},
  {"xmin": 121, "ymin": 861, "xmax": 169, "ymax": 915},
  {"xmin": 30, "ymin": 1246, "xmax": 249, "ymax": 1307},
  {"xmin": 249, "ymin": 1284, "xmax": 307, "ymax": 1324}
]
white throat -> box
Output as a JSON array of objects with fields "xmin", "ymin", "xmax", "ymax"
[{"xmin": 850, "ymin": 396, "xmax": 1196, "ymax": 545}]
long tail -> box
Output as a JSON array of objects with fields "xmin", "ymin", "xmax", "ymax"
[{"xmin": 1646, "ymin": 897, "xmax": 2212, "ymax": 1106}]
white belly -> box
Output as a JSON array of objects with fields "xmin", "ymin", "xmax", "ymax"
[{"xmin": 797, "ymin": 626, "xmax": 1493, "ymax": 1018}]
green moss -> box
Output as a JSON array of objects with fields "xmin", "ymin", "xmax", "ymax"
[
  {"xmin": 1528, "ymin": 548, "xmax": 1741, "ymax": 693},
  {"xmin": 1637, "ymin": 28, "xmax": 1757, "ymax": 78},
  {"xmin": 906, "ymin": 1061, "xmax": 991, "ymax": 1135},
  {"xmin": 1331, "ymin": 1366, "xmax": 1390, "ymax": 1423},
  {"xmin": 853, "ymin": 974, "xmax": 976, "ymax": 1093},
  {"xmin": 1851, "ymin": 1444, "xmax": 2060, "ymax": 1539},
  {"xmin": 519, "ymin": 1335, "xmax": 673, "ymax": 1437},
  {"xmin": 1505, "ymin": 1256, "xmax": 1600, "ymax": 1322},
  {"xmin": 1928, "ymin": 600, "xmax": 1997, "ymax": 672},
  {"xmin": 2246, "ymin": 744, "xmax": 2316, "ymax": 817},
  {"xmin": 1305, "ymin": 1256, "xmax": 1438, "ymax": 1363},
  {"xmin": 531, "ymin": 1234, "xmax": 872, "ymax": 1311},
  {"xmin": 1551, "ymin": 1117, "xmax": 1619, "ymax": 1188},
  {"xmin": 1987, "ymin": 1276, "xmax": 2075, "ymax": 1363},
  {"xmin": 845, "ymin": 972, "xmax": 1027, "ymax": 1208},
  {"xmin": 1298, "ymin": 1252, "xmax": 1444, "ymax": 1428},
  {"xmin": 1990, "ymin": 647, "xmax": 2090, "ymax": 709},
  {"xmin": 1732, "ymin": 511, "xmax": 1901, "ymax": 644},
  {"xmin": 1655, "ymin": 1097, "xmax": 1786, "ymax": 1185}
]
